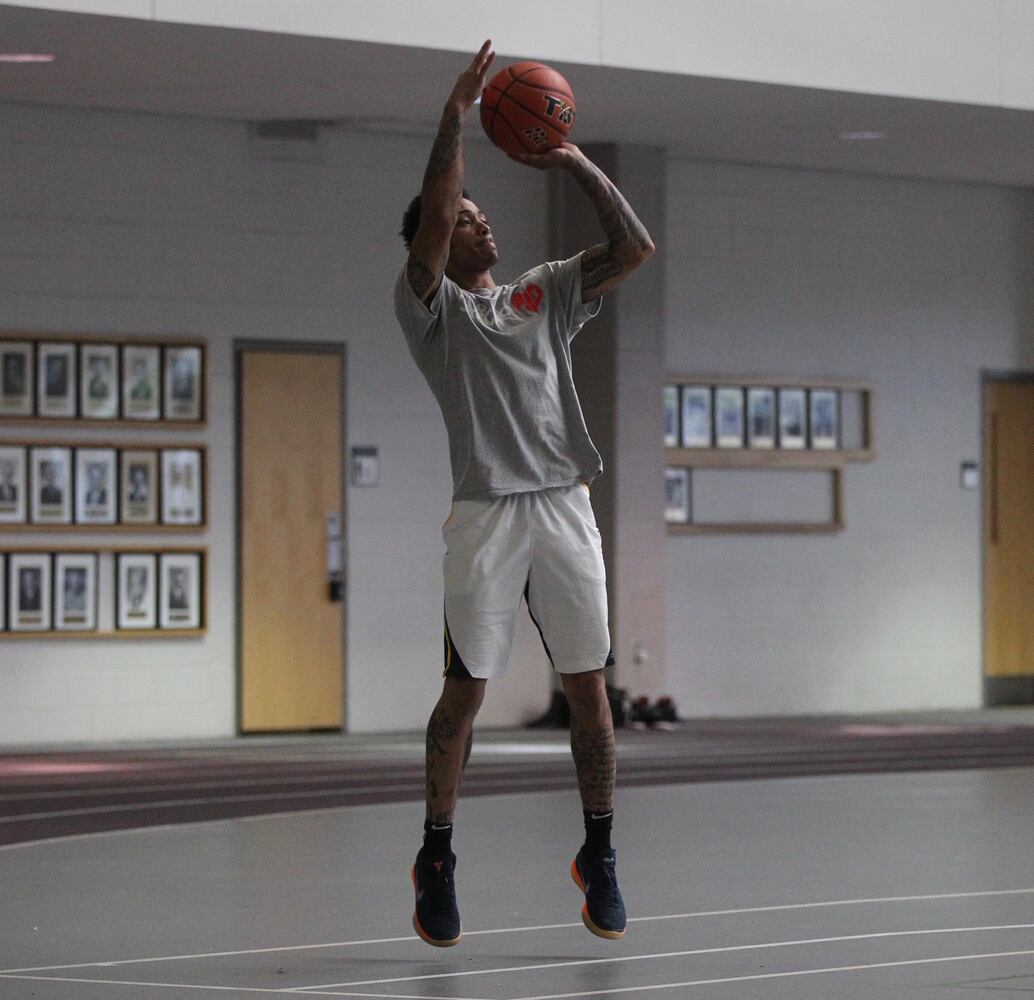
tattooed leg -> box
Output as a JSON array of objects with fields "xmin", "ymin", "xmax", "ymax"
[
  {"xmin": 425, "ymin": 677, "xmax": 486, "ymax": 823},
  {"xmin": 561, "ymin": 670, "xmax": 616, "ymax": 813}
]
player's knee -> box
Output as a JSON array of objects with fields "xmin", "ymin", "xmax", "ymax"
[
  {"xmin": 440, "ymin": 676, "xmax": 487, "ymax": 720},
  {"xmin": 561, "ymin": 669, "xmax": 608, "ymax": 721}
]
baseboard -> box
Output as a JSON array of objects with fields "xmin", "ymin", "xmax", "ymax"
[{"xmin": 984, "ymin": 676, "xmax": 1034, "ymax": 706}]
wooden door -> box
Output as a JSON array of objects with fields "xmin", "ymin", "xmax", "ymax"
[
  {"xmin": 984, "ymin": 379, "xmax": 1034, "ymax": 680},
  {"xmin": 239, "ymin": 347, "xmax": 344, "ymax": 732}
]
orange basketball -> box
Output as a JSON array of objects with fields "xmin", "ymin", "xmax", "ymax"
[{"xmin": 480, "ymin": 62, "xmax": 576, "ymax": 156}]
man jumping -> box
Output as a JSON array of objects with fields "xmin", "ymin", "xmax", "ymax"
[{"xmin": 394, "ymin": 40, "xmax": 654, "ymax": 948}]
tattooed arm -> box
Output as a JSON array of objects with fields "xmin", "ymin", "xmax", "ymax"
[
  {"xmin": 407, "ymin": 40, "xmax": 495, "ymax": 304},
  {"xmin": 510, "ymin": 143, "xmax": 655, "ymax": 302}
]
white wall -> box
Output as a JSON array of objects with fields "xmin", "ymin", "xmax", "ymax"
[
  {"xmin": 0, "ymin": 100, "xmax": 554, "ymax": 744},
  {"xmin": 9, "ymin": 0, "xmax": 1034, "ymax": 110},
  {"xmin": 3, "ymin": 96, "xmax": 1033, "ymax": 743},
  {"xmin": 665, "ymin": 160, "xmax": 1034, "ymax": 716}
]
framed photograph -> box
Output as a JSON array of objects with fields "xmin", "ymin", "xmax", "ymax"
[
  {"xmin": 664, "ymin": 467, "xmax": 691, "ymax": 524},
  {"xmin": 715, "ymin": 387, "xmax": 745, "ymax": 448},
  {"xmin": 0, "ymin": 341, "xmax": 34, "ymax": 417},
  {"xmin": 122, "ymin": 345, "xmax": 161, "ymax": 421},
  {"xmin": 75, "ymin": 448, "xmax": 117, "ymax": 525},
  {"xmin": 161, "ymin": 449, "xmax": 203, "ymax": 525},
  {"xmin": 680, "ymin": 386, "xmax": 712, "ymax": 448},
  {"xmin": 778, "ymin": 388, "xmax": 807, "ymax": 449},
  {"xmin": 54, "ymin": 553, "xmax": 97, "ymax": 631},
  {"xmin": 121, "ymin": 449, "xmax": 159, "ymax": 525},
  {"xmin": 79, "ymin": 343, "xmax": 119, "ymax": 419},
  {"xmin": 810, "ymin": 389, "xmax": 840, "ymax": 450},
  {"xmin": 8, "ymin": 552, "xmax": 51, "ymax": 631},
  {"xmin": 36, "ymin": 342, "xmax": 77, "ymax": 418},
  {"xmin": 163, "ymin": 346, "xmax": 203, "ymax": 421},
  {"xmin": 159, "ymin": 552, "xmax": 202, "ymax": 629},
  {"xmin": 30, "ymin": 446, "xmax": 73, "ymax": 524},
  {"xmin": 0, "ymin": 446, "xmax": 27, "ymax": 524},
  {"xmin": 117, "ymin": 553, "xmax": 157, "ymax": 630},
  {"xmin": 747, "ymin": 387, "xmax": 776, "ymax": 449},
  {"xmin": 663, "ymin": 385, "xmax": 680, "ymax": 447}
]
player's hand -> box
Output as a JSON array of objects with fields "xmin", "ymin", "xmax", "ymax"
[
  {"xmin": 448, "ymin": 39, "xmax": 495, "ymax": 112},
  {"xmin": 508, "ymin": 142, "xmax": 584, "ymax": 171}
]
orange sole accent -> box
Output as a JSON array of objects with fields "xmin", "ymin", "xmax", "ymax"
[
  {"xmin": 570, "ymin": 856, "xmax": 626, "ymax": 940},
  {"xmin": 410, "ymin": 865, "xmax": 461, "ymax": 948}
]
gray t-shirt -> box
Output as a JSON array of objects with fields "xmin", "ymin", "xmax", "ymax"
[{"xmin": 394, "ymin": 254, "xmax": 603, "ymax": 501}]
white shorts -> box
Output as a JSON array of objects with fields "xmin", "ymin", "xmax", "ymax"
[{"xmin": 442, "ymin": 484, "xmax": 613, "ymax": 680}]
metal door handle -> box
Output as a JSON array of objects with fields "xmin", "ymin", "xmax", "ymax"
[{"xmin": 989, "ymin": 413, "xmax": 999, "ymax": 545}]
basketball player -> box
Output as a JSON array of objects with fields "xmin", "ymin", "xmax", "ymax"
[{"xmin": 395, "ymin": 40, "xmax": 654, "ymax": 948}]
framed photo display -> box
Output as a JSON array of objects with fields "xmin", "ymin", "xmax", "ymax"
[
  {"xmin": 117, "ymin": 553, "xmax": 157, "ymax": 629},
  {"xmin": 715, "ymin": 387, "xmax": 745, "ymax": 449},
  {"xmin": 663, "ymin": 385, "xmax": 679, "ymax": 447},
  {"xmin": 810, "ymin": 389, "xmax": 839, "ymax": 450},
  {"xmin": 30, "ymin": 446, "xmax": 73, "ymax": 524},
  {"xmin": 8, "ymin": 552, "xmax": 51, "ymax": 631},
  {"xmin": 664, "ymin": 467, "xmax": 691, "ymax": 524},
  {"xmin": 0, "ymin": 446, "xmax": 27, "ymax": 524},
  {"xmin": 37, "ymin": 342, "xmax": 77, "ymax": 418},
  {"xmin": 75, "ymin": 448, "xmax": 117, "ymax": 525},
  {"xmin": 79, "ymin": 343, "xmax": 119, "ymax": 419},
  {"xmin": 121, "ymin": 449, "xmax": 159, "ymax": 525},
  {"xmin": 122, "ymin": 345, "xmax": 161, "ymax": 421},
  {"xmin": 680, "ymin": 386, "xmax": 712, "ymax": 448},
  {"xmin": 163, "ymin": 346, "xmax": 203, "ymax": 421},
  {"xmin": 159, "ymin": 552, "xmax": 201, "ymax": 629},
  {"xmin": 54, "ymin": 552, "xmax": 98, "ymax": 631},
  {"xmin": 778, "ymin": 388, "xmax": 807, "ymax": 449},
  {"xmin": 161, "ymin": 449, "xmax": 203, "ymax": 525},
  {"xmin": 0, "ymin": 341, "xmax": 34, "ymax": 417},
  {"xmin": 747, "ymin": 387, "xmax": 776, "ymax": 449}
]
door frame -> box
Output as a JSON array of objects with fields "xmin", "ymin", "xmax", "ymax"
[
  {"xmin": 234, "ymin": 339, "xmax": 348, "ymax": 733},
  {"xmin": 982, "ymin": 369, "xmax": 1034, "ymax": 706}
]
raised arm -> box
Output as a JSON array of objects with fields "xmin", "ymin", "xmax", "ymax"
[
  {"xmin": 510, "ymin": 143, "xmax": 655, "ymax": 302},
  {"xmin": 407, "ymin": 40, "xmax": 495, "ymax": 304}
]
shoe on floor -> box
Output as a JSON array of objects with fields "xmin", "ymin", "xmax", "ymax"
[
  {"xmin": 411, "ymin": 848, "xmax": 461, "ymax": 947},
  {"xmin": 628, "ymin": 695, "xmax": 651, "ymax": 730},
  {"xmin": 571, "ymin": 847, "xmax": 627, "ymax": 940}
]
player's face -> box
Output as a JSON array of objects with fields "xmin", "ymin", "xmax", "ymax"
[{"xmin": 450, "ymin": 199, "xmax": 498, "ymax": 270}]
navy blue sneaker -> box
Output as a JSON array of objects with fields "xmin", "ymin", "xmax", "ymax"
[
  {"xmin": 411, "ymin": 849, "xmax": 461, "ymax": 947},
  {"xmin": 571, "ymin": 847, "xmax": 626, "ymax": 939}
]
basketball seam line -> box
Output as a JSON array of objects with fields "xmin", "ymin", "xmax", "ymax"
[
  {"xmin": 495, "ymin": 111, "xmax": 530, "ymax": 153},
  {"xmin": 510, "ymin": 63, "xmax": 572, "ymax": 94},
  {"xmin": 488, "ymin": 72, "xmax": 525, "ymax": 150}
]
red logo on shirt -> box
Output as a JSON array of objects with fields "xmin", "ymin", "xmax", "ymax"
[{"xmin": 512, "ymin": 283, "xmax": 544, "ymax": 314}]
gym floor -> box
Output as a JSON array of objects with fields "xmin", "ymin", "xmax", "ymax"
[{"xmin": 3, "ymin": 713, "xmax": 1034, "ymax": 999}]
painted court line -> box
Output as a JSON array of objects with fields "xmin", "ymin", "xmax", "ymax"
[
  {"xmin": 627, "ymin": 887, "xmax": 1034, "ymax": 924},
  {"xmin": 0, "ymin": 975, "xmax": 489, "ymax": 1000},
  {"xmin": 3, "ymin": 887, "xmax": 1033, "ymax": 976},
  {"xmin": 9, "ymin": 948, "xmax": 1034, "ymax": 1000},
  {"xmin": 504, "ymin": 949, "xmax": 1034, "ymax": 1000},
  {"xmin": 297, "ymin": 924, "xmax": 1034, "ymax": 989}
]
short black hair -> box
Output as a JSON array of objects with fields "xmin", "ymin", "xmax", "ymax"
[{"xmin": 400, "ymin": 190, "xmax": 471, "ymax": 251}]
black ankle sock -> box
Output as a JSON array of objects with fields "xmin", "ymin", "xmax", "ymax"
[
  {"xmin": 423, "ymin": 818, "xmax": 453, "ymax": 858},
  {"xmin": 582, "ymin": 809, "xmax": 613, "ymax": 856}
]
